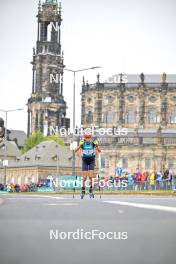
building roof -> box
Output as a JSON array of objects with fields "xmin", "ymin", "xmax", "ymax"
[
  {"xmin": 85, "ymin": 83, "xmax": 176, "ymax": 91},
  {"xmin": 0, "ymin": 141, "xmax": 20, "ymax": 158},
  {"xmin": 8, "ymin": 140, "xmax": 72, "ymax": 168},
  {"xmin": 104, "ymin": 74, "xmax": 176, "ymax": 83},
  {"xmin": 8, "ymin": 130, "xmax": 27, "ymax": 148}
]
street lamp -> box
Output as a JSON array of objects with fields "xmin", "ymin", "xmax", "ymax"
[
  {"xmin": 64, "ymin": 66, "xmax": 101, "ymax": 193},
  {"xmin": 64, "ymin": 67, "xmax": 101, "ymax": 134},
  {"xmin": 55, "ymin": 144, "xmax": 60, "ymax": 190},
  {"xmin": 0, "ymin": 108, "xmax": 24, "ymax": 185}
]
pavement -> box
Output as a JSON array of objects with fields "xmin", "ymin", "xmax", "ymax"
[{"xmin": 0, "ymin": 194, "xmax": 176, "ymax": 264}]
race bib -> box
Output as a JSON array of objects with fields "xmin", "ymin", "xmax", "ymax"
[{"xmin": 82, "ymin": 149, "xmax": 94, "ymax": 157}]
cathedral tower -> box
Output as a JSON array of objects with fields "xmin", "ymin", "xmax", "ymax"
[{"xmin": 27, "ymin": 0, "xmax": 70, "ymax": 136}]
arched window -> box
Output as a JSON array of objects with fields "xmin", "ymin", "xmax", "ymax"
[
  {"xmin": 86, "ymin": 111, "xmax": 93, "ymax": 124},
  {"xmin": 122, "ymin": 158, "xmax": 128, "ymax": 169},
  {"xmin": 147, "ymin": 109, "xmax": 159, "ymax": 124},
  {"xmin": 106, "ymin": 111, "xmax": 114, "ymax": 124},
  {"xmin": 126, "ymin": 110, "xmax": 136, "ymax": 124},
  {"xmin": 145, "ymin": 159, "xmax": 151, "ymax": 170},
  {"xmin": 170, "ymin": 108, "xmax": 176, "ymax": 123}
]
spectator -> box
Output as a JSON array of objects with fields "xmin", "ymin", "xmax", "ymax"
[
  {"xmin": 156, "ymin": 171, "xmax": 162, "ymax": 190},
  {"xmin": 0, "ymin": 183, "xmax": 4, "ymax": 191},
  {"xmin": 168, "ymin": 170, "xmax": 173, "ymax": 190},
  {"xmin": 15, "ymin": 184, "xmax": 20, "ymax": 192},
  {"xmin": 127, "ymin": 173, "xmax": 134, "ymax": 190},
  {"xmin": 141, "ymin": 172, "xmax": 147, "ymax": 190},
  {"xmin": 163, "ymin": 169, "xmax": 169, "ymax": 190},
  {"xmin": 10, "ymin": 184, "xmax": 15, "ymax": 193},
  {"xmin": 150, "ymin": 171, "xmax": 155, "ymax": 190},
  {"xmin": 7, "ymin": 184, "xmax": 11, "ymax": 193}
]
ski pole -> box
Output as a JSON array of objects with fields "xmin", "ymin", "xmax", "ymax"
[
  {"xmin": 98, "ymin": 153, "xmax": 102, "ymax": 199},
  {"xmin": 73, "ymin": 176, "xmax": 77, "ymax": 199}
]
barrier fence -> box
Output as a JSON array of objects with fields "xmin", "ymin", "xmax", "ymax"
[{"xmin": 1, "ymin": 176, "xmax": 176, "ymax": 193}]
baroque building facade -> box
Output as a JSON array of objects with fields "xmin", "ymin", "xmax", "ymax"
[
  {"xmin": 81, "ymin": 73, "xmax": 176, "ymax": 176},
  {"xmin": 27, "ymin": 0, "xmax": 70, "ymax": 136}
]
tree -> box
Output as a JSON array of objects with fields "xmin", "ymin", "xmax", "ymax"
[
  {"xmin": 46, "ymin": 134, "xmax": 64, "ymax": 146},
  {"xmin": 21, "ymin": 132, "xmax": 64, "ymax": 153}
]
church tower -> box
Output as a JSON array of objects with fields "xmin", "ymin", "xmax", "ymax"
[{"xmin": 27, "ymin": 0, "xmax": 70, "ymax": 136}]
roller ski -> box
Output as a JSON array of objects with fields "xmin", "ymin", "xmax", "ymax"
[
  {"xmin": 80, "ymin": 187, "xmax": 86, "ymax": 199},
  {"xmin": 89, "ymin": 187, "xmax": 94, "ymax": 199}
]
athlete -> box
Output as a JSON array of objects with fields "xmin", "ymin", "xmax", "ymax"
[{"xmin": 74, "ymin": 131, "xmax": 101, "ymax": 198}]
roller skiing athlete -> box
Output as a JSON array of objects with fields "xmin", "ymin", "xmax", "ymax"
[{"xmin": 74, "ymin": 131, "xmax": 101, "ymax": 199}]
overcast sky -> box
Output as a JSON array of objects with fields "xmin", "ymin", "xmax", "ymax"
[{"xmin": 0, "ymin": 0, "xmax": 176, "ymax": 132}]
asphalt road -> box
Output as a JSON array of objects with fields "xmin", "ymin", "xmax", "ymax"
[{"xmin": 0, "ymin": 194, "xmax": 176, "ymax": 264}]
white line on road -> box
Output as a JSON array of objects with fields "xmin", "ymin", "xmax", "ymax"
[
  {"xmin": 5, "ymin": 197, "xmax": 52, "ymax": 200},
  {"xmin": 3, "ymin": 195, "xmax": 64, "ymax": 200},
  {"xmin": 104, "ymin": 201, "xmax": 176, "ymax": 213},
  {"xmin": 44, "ymin": 203, "xmax": 78, "ymax": 206},
  {"xmin": 34, "ymin": 195, "xmax": 64, "ymax": 200},
  {"xmin": 118, "ymin": 209, "xmax": 124, "ymax": 214}
]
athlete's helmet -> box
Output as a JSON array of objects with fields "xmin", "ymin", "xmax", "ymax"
[{"xmin": 84, "ymin": 131, "xmax": 92, "ymax": 139}]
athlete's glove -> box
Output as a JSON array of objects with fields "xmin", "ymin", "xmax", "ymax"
[
  {"xmin": 79, "ymin": 140, "xmax": 84, "ymax": 146},
  {"xmin": 93, "ymin": 140, "xmax": 98, "ymax": 147}
]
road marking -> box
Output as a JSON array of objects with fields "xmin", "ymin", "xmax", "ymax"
[
  {"xmin": 104, "ymin": 201, "xmax": 176, "ymax": 213},
  {"xmin": 0, "ymin": 198, "xmax": 4, "ymax": 205},
  {"xmin": 2, "ymin": 195, "xmax": 64, "ymax": 200},
  {"xmin": 5, "ymin": 197, "xmax": 51, "ymax": 200},
  {"xmin": 118, "ymin": 209, "xmax": 124, "ymax": 214},
  {"xmin": 102, "ymin": 196, "xmax": 176, "ymax": 200},
  {"xmin": 33, "ymin": 195, "xmax": 64, "ymax": 200},
  {"xmin": 44, "ymin": 203, "xmax": 78, "ymax": 206}
]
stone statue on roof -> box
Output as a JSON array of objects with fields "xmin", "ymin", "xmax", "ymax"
[
  {"xmin": 97, "ymin": 73, "xmax": 100, "ymax": 83},
  {"xmin": 140, "ymin": 72, "xmax": 145, "ymax": 83},
  {"xmin": 45, "ymin": 0, "xmax": 57, "ymax": 4},
  {"xmin": 162, "ymin": 72, "xmax": 167, "ymax": 83}
]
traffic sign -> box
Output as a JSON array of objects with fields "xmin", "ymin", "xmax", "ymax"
[{"xmin": 116, "ymin": 167, "xmax": 123, "ymax": 174}]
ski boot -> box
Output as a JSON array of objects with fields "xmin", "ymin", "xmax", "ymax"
[
  {"xmin": 80, "ymin": 187, "xmax": 86, "ymax": 199},
  {"xmin": 89, "ymin": 187, "xmax": 94, "ymax": 199}
]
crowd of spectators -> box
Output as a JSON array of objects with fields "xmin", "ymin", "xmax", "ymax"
[
  {"xmin": 112, "ymin": 169, "xmax": 175, "ymax": 190},
  {"xmin": 0, "ymin": 169, "xmax": 175, "ymax": 192},
  {"xmin": 0, "ymin": 179, "xmax": 52, "ymax": 193}
]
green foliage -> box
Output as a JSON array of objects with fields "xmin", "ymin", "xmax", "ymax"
[
  {"xmin": 21, "ymin": 132, "xmax": 64, "ymax": 154},
  {"xmin": 46, "ymin": 135, "xmax": 65, "ymax": 146}
]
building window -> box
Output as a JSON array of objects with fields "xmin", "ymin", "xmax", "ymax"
[
  {"xmin": 35, "ymin": 155, "xmax": 41, "ymax": 161},
  {"xmin": 127, "ymin": 95, "xmax": 135, "ymax": 103},
  {"xmin": 101, "ymin": 157, "xmax": 109, "ymax": 168},
  {"xmin": 170, "ymin": 109, "xmax": 176, "ymax": 123},
  {"xmin": 122, "ymin": 158, "xmax": 128, "ymax": 168},
  {"xmin": 86, "ymin": 111, "xmax": 93, "ymax": 124},
  {"xmin": 126, "ymin": 110, "xmax": 135, "ymax": 123},
  {"xmin": 143, "ymin": 138, "xmax": 156, "ymax": 144},
  {"xmin": 164, "ymin": 138, "xmax": 176, "ymax": 145},
  {"xmin": 147, "ymin": 109, "xmax": 159, "ymax": 124},
  {"xmin": 24, "ymin": 156, "xmax": 30, "ymax": 161},
  {"xmin": 25, "ymin": 176, "xmax": 29, "ymax": 184},
  {"xmin": 11, "ymin": 176, "xmax": 14, "ymax": 184},
  {"xmin": 87, "ymin": 98, "xmax": 92, "ymax": 104},
  {"xmin": 145, "ymin": 159, "xmax": 151, "ymax": 170},
  {"xmin": 105, "ymin": 158, "xmax": 109, "ymax": 168},
  {"xmin": 106, "ymin": 111, "xmax": 114, "ymax": 123},
  {"xmin": 106, "ymin": 96, "xmax": 113, "ymax": 104},
  {"xmin": 168, "ymin": 160, "xmax": 175, "ymax": 170},
  {"xmin": 101, "ymin": 156, "xmax": 106, "ymax": 168}
]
